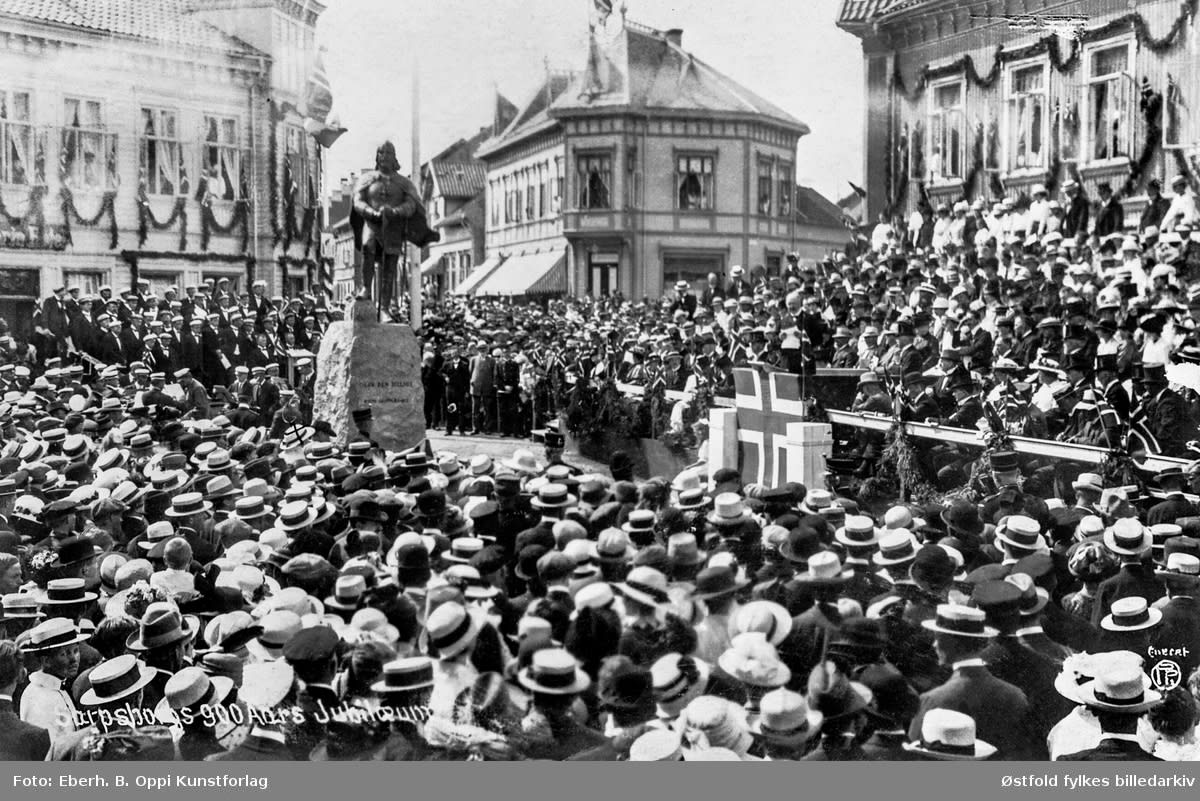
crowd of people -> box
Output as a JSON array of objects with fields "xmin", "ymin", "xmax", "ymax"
[{"xmin": 0, "ymin": 173, "xmax": 1198, "ymax": 762}]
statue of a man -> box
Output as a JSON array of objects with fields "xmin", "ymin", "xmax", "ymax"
[{"xmin": 350, "ymin": 141, "xmax": 437, "ymax": 310}]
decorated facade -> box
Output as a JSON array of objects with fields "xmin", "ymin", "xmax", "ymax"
[
  {"xmin": 0, "ymin": 0, "xmax": 325, "ymax": 342},
  {"xmin": 463, "ymin": 18, "xmax": 848, "ymax": 301},
  {"xmin": 838, "ymin": 0, "xmax": 1200, "ymax": 224}
]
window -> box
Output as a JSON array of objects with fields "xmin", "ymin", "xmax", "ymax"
[
  {"xmin": 140, "ymin": 107, "xmax": 185, "ymax": 196},
  {"xmin": 1005, "ymin": 63, "xmax": 1048, "ymax": 171},
  {"xmin": 553, "ymin": 156, "xmax": 563, "ymax": 212},
  {"xmin": 285, "ymin": 126, "xmax": 313, "ymax": 206},
  {"xmin": 490, "ymin": 180, "xmax": 500, "ymax": 226},
  {"xmin": 141, "ymin": 272, "xmax": 181, "ymax": 298},
  {"xmin": 0, "ymin": 90, "xmax": 33, "ymax": 185},
  {"xmin": 626, "ymin": 147, "xmax": 641, "ymax": 208},
  {"xmin": 539, "ymin": 163, "xmax": 549, "ymax": 218},
  {"xmin": 62, "ymin": 98, "xmax": 117, "ymax": 190},
  {"xmin": 577, "ymin": 152, "xmax": 611, "ymax": 210},
  {"xmin": 676, "ymin": 154, "xmax": 715, "ymax": 210},
  {"xmin": 63, "ymin": 271, "xmax": 105, "ymax": 297},
  {"xmin": 927, "ymin": 81, "xmax": 965, "ymax": 181},
  {"xmin": 203, "ymin": 115, "xmax": 243, "ymax": 200},
  {"xmin": 525, "ymin": 168, "xmax": 535, "ymax": 220},
  {"xmin": 1085, "ymin": 41, "xmax": 1135, "ymax": 162},
  {"xmin": 757, "ymin": 160, "xmax": 773, "ymax": 215},
  {"xmin": 777, "ymin": 164, "xmax": 793, "ymax": 217}
]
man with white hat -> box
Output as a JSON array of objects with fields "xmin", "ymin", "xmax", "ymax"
[
  {"xmin": 1055, "ymin": 657, "xmax": 1163, "ymax": 761},
  {"xmin": 19, "ymin": 617, "xmax": 87, "ymax": 742},
  {"xmin": 1162, "ymin": 173, "xmax": 1198, "ymax": 232}
]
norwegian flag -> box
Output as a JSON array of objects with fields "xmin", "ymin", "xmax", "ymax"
[{"xmin": 732, "ymin": 368, "xmax": 827, "ymax": 488}]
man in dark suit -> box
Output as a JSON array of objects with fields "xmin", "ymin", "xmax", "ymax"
[
  {"xmin": 1091, "ymin": 521, "xmax": 1166, "ymax": 626},
  {"xmin": 1147, "ymin": 468, "xmax": 1197, "ymax": 526},
  {"xmin": 1093, "ymin": 183, "xmax": 1124, "ymax": 239},
  {"xmin": 1141, "ymin": 365, "xmax": 1190, "ymax": 458},
  {"xmin": 441, "ymin": 347, "xmax": 472, "ymax": 436},
  {"xmin": 1056, "ymin": 660, "xmax": 1163, "ymax": 761},
  {"xmin": 0, "ymin": 641, "xmax": 51, "ymax": 760},
  {"xmin": 1139, "ymin": 178, "xmax": 1170, "ymax": 233},
  {"xmin": 908, "ymin": 604, "xmax": 1040, "ymax": 760},
  {"xmin": 254, "ymin": 366, "xmax": 280, "ymax": 427},
  {"xmin": 973, "ymin": 581, "xmax": 1070, "ymax": 757},
  {"xmin": 93, "ymin": 315, "xmax": 123, "ymax": 365},
  {"xmin": 1062, "ymin": 180, "xmax": 1090, "ymax": 240}
]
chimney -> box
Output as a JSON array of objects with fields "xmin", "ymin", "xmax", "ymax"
[{"xmin": 664, "ymin": 28, "xmax": 683, "ymax": 47}]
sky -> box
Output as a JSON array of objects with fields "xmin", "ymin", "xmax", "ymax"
[{"xmin": 318, "ymin": 0, "xmax": 864, "ymax": 203}]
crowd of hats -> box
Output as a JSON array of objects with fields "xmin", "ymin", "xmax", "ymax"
[{"xmin": 0, "ymin": 407, "xmax": 1195, "ymax": 762}]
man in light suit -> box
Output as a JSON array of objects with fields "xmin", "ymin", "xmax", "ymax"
[{"xmin": 470, "ymin": 345, "xmax": 497, "ymax": 435}]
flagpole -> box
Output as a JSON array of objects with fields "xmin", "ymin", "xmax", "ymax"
[{"xmin": 410, "ymin": 57, "xmax": 422, "ymax": 331}]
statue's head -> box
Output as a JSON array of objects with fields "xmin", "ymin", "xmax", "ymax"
[{"xmin": 376, "ymin": 141, "xmax": 401, "ymax": 173}]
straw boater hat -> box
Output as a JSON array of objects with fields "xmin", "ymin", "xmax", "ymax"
[
  {"xmin": 748, "ymin": 687, "xmax": 823, "ymax": 745},
  {"xmin": 79, "ymin": 654, "xmax": 158, "ymax": 707},
  {"xmin": 372, "ymin": 656, "xmax": 436, "ymax": 695},
  {"xmin": 903, "ymin": 709, "xmax": 996, "ymax": 760},
  {"xmin": 707, "ymin": 493, "xmax": 750, "ymax": 527},
  {"xmin": 518, "ymin": 647, "xmax": 590, "ymax": 695},
  {"xmin": 165, "ymin": 492, "xmax": 212, "ymax": 519},
  {"xmin": 530, "ymin": 484, "xmax": 576, "ymax": 510},
  {"xmin": 921, "ymin": 604, "xmax": 997, "ymax": 639},
  {"xmin": 21, "ymin": 617, "xmax": 89, "ymax": 652},
  {"xmin": 791, "ymin": 551, "xmax": 851, "ymax": 587},
  {"xmin": 424, "ymin": 601, "xmax": 486, "ymax": 659},
  {"xmin": 835, "ymin": 515, "xmax": 882, "ymax": 548},
  {"xmin": 1053, "ymin": 651, "xmax": 1143, "ymax": 705},
  {"xmin": 1103, "ymin": 518, "xmax": 1152, "ymax": 556},
  {"xmin": 1155, "ymin": 552, "xmax": 1200, "ymax": 589},
  {"xmin": 1076, "ymin": 661, "xmax": 1162, "ymax": 714},
  {"xmin": 38, "ymin": 577, "xmax": 98, "ymax": 606},
  {"xmin": 616, "ymin": 566, "xmax": 671, "ymax": 607},
  {"xmin": 1100, "ymin": 596, "xmax": 1162, "ymax": 633},
  {"xmin": 994, "ymin": 515, "xmax": 1044, "ymax": 551},
  {"xmin": 873, "ymin": 530, "xmax": 919, "ymax": 566}
]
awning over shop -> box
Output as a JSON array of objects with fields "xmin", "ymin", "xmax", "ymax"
[
  {"xmin": 452, "ymin": 255, "xmax": 505, "ymax": 296},
  {"xmin": 472, "ymin": 250, "xmax": 567, "ymax": 297},
  {"xmin": 419, "ymin": 254, "xmax": 443, "ymax": 277}
]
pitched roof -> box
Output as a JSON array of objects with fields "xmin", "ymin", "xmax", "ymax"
[
  {"xmin": 0, "ymin": 0, "xmax": 263, "ymax": 55},
  {"xmin": 794, "ymin": 186, "xmax": 848, "ymax": 229},
  {"xmin": 476, "ymin": 72, "xmax": 576, "ymax": 159},
  {"xmin": 836, "ymin": 0, "xmax": 932, "ymax": 28},
  {"xmin": 552, "ymin": 22, "xmax": 807, "ymax": 134},
  {"xmin": 431, "ymin": 161, "xmax": 487, "ymax": 199}
]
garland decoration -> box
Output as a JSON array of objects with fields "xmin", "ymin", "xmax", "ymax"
[
  {"xmin": 136, "ymin": 176, "xmax": 188, "ymax": 251},
  {"xmin": 889, "ymin": 0, "xmax": 1196, "ymax": 100},
  {"xmin": 197, "ymin": 173, "xmax": 252, "ymax": 253},
  {"xmin": 268, "ymin": 100, "xmax": 282, "ymax": 248},
  {"xmin": 0, "ymin": 185, "xmax": 47, "ymax": 232},
  {"xmin": 59, "ymin": 188, "xmax": 119, "ymax": 250}
]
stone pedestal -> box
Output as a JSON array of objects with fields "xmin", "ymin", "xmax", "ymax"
[
  {"xmin": 312, "ymin": 300, "xmax": 426, "ymax": 452},
  {"xmin": 784, "ymin": 422, "xmax": 833, "ymax": 490}
]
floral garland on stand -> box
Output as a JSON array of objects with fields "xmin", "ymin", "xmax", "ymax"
[
  {"xmin": 59, "ymin": 187, "xmax": 119, "ymax": 250},
  {"xmin": 860, "ymin": 421, "xmax": 939, "ymax": 505}
]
